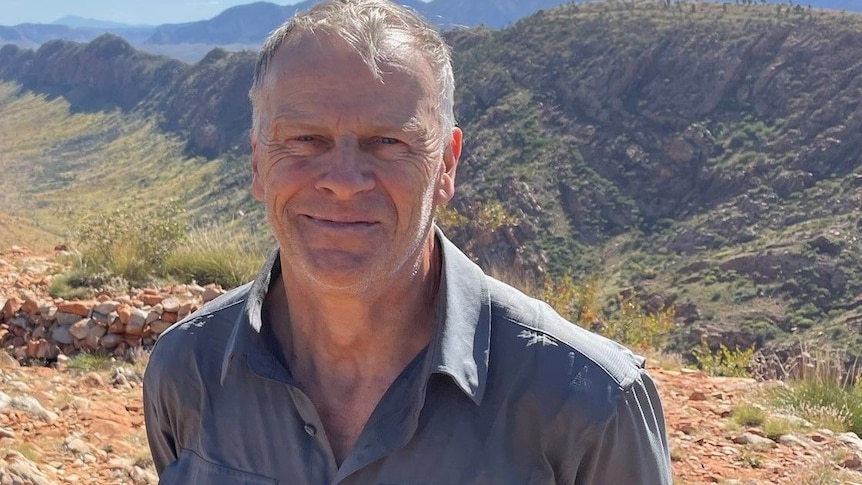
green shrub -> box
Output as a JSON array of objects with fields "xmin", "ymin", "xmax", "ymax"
[
  {"xmin": 691, "ymin": 338, "xmax": 754, "ymax": 377},
  {"xmin": 539, "ymin": 274, "xmax": 674, "ymax": 353},
  {"xmin": 732, "ymin": 404, "xmax": 765, "ymax": 427},
  {"xmin": 603, "ymin": 292, "xmax": 674, "ymax": 353},
  {"xmin": 70, "ymin": 201, "xmax": 186, "ymax": 286},
  {"xmin": 48, "ymin": 273, "xmax": 92, "ymax": 300},
  {"xmin": 48, "ymin": 268, "xmax": 127, "ymax": 300}
]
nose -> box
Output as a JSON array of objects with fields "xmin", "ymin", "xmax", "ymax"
[{"xmin": 314, "ymin": 139, "xmax": 375, "ymax": 199}]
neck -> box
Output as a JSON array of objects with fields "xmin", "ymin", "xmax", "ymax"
[{"xmin": 267, "ymin": 233, "xmax": 442, "ymax": 385}]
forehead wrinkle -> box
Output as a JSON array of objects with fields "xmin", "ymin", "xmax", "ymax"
[{"xmin": 271, "ymin": 99, "xmax": 430, "ymax": 133}]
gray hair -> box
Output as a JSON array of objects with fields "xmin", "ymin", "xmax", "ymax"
[{"xmin": 248, "ymin": 0, "xmax": 456, "ymax": 143}]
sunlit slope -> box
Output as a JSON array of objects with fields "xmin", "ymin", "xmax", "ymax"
[{"xmin": 0, "ymin": 82, "xmax": 227, "ymax": 244}]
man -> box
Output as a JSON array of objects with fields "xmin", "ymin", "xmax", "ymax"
[{"xmin": 143, "ymin": 0, "xmax": 671, "ymax": 483}]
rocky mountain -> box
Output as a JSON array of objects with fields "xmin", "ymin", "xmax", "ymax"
[{"xmin": 2, "ymin": 2, "xmax": 862, "ymax": 362}]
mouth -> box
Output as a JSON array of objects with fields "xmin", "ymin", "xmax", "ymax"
[{"xmin": 302, "ymin": 214, "xmax": 378, "ymax": 228}]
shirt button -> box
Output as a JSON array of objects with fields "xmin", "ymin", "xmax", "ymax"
[{"xmin": 304, "ymin": 423, "xmax": 317, "ymax": 436}]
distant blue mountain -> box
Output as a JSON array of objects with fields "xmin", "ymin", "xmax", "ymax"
[{"xmin": 51, "ymin": 16, "xmax": 153, "ymax": 29}]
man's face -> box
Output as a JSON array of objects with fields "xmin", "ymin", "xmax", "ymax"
[{"xmin": 250, "ymin": 33, "xmax": 460, "ymax": 293}]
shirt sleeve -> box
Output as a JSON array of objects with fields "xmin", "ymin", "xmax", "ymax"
[
  {"xmin": 575, "ymin": 369, "xmax": 671, "ymax": 485},
  {"xmin": 143, "ymin": 354, "xmax": 181, "ymax": 476}
]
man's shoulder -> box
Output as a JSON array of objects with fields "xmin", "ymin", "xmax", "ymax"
[
  {"xmin": 147, "ymin": 282, "xmax": 252, "ymax": 370},
  {"xmin": 485, "ymin": 276, "xmax": 646, "ymax": 392}
]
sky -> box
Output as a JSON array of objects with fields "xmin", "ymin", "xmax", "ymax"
[{"xmin": 0, "ymin": 1, "xmax": 303, "ymax": 26}]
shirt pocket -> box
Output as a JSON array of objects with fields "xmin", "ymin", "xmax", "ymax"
[{"xmin": 160, "ymin": 449, "xmax": 277, "ymax": 485}]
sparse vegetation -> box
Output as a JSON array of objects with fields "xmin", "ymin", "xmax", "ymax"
[
  {"xmin": 67, "ymin": 352, "xmax": 115, "ymax": 373},
  {"xmin": 692, "ymin": 339, "xmax": 755, "ymax": 377},
  {"xmin": 732, "ymin": 404, "xmax": 766, "ymax": 427},
  {"xmin": 164, "ymin": 226, "xmax": 269, "ymax": 288},
  {"xmin": 70, "ymin": 201, "xmax": 186, "ymax": 285},
  {"xmin": 761, "ymin": 416, "xmax": 795, "ymax": 440},
  {"xmin": 769, "ymin": 348, "xmax": 862, "ymax": 435}
]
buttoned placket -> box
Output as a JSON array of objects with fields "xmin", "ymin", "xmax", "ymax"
[
  {"xmin": 238, "ymin": 350, "xmax": 340, "ymax": 483},
  {"xmin": 239, "ymin": 345, "xmax": 432, "ymax": 484},
  {"xmin": 333, "ymin": 348, "xmax": 431, "ymax": 484}
]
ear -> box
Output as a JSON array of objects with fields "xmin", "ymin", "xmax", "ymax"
[
  {"xmin": 250, "ymin": 131, "xmax": 265, "ymax": 202},
  {"xmin": 435, "ymin": 127, "xmax": 461, "ymax": 204}
]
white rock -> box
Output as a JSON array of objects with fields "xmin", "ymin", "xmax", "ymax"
[
  {"xmin": 0, "ymin": 451, "xmax": 56, "ymax": 485},
  {"xmin": 10, "ymin": 395, "xmax": 58, "ymax": 422},
  {"xmin": 68, "ymin": 319, "xmax": 92, "ymax": 340},
  {"xmin": 64, "ymin": 437, "xmax": 92, "ymax": 454},
  {"xmin": 70, "ymin": 397, "xmax": 90, "ymax": 410},
  {"xmin": 778, "ymin": 434, "xmax": 812, "ymax": 448},
  {"xmin": 8, "ymin": 381, "xmax": 28, "ymax": 392},
  {"xmin": 732, "ymin": 432, "xmax": 776, "ymax": 449},
  {"xmin": 127, "ymin": 309, "xmax": 148, "ymax": 335},
  {"xmin": 838, "ymin": 432, "xmax": 862, "ymax": 452},
  {"xmin": 93, "ymin": 301, "xmax": 120, "ymax": 314},
  {"xmin": 161, "ymin": 297, "xmax": 180, "ymax": 313}
]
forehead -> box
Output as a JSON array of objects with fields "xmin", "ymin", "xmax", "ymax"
[
  {"xmin": 262, "ymin": 31, "xmax": 433, "ymax": 98},
  {"xmin": 256, "ymin": 32, "xmax": 439, "ymax": 131}
]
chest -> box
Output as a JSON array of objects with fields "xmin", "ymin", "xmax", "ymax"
[
  {"xmin": 170, "ymin": 371, "xmax": 563, "ymax": 485},
  {"xmin": 310, "ymin": 385, "xmax": 386, "ymax": 464}
]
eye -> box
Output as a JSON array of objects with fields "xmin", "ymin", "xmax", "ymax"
[{"xmin": 372, "ymin": 136, "xmax": 401, "ymax": 145}]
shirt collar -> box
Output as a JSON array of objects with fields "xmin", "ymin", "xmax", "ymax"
[
  {"xmin": 426, "ymin": 227, "xmax": 491, "ymax": 405},
  {"xmin": 219, "ymin": 227, "xmax": 491, "ymax": 405},
  {"xmin": 220, "ymin": 247, "xmax": 284, "ymax": 384}
]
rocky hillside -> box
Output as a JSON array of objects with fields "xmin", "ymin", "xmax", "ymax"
[
  {"xmin": 2, "ymin": 2, "xmax": 862, "ymax": 361},
  {"xmin": 449, "ymin": 3, "xmax": 862, "ymax": 361}
]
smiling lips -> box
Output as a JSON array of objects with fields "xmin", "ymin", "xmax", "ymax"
[{"xmin": 301, "ymin": 214, "xmax": 380, "ymax": 229}]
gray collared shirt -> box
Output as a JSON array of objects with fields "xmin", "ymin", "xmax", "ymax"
[{"xmin": 143, "ymin": 231, "xmax": 671, "ymax": 484}]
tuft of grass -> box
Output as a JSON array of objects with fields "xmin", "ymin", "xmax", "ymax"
[
  {"xmin": 9, "ymin": 443, "xmax": 43, "ymax": 462},
  {"xmin": 739, "ymin": 447, "xmax": 763, "ymax": 469},
  {"xmin": 48, "ymin": 273, "xmax": 93, "ymax": 300},
  {"xmin": 796, "ymin": 456, "xmax": 859, "ymax": 485},
  {"xmin": 769, "ymin": 347, "xmax": 862, "ymax": 435},
  {"xmin": 164, "ymin": 226, "xmax": 269, "ymax": 289},
  {"xmin": 761, "ymin": 417, "xmax": 795, "ymax": 440},
  {"xmin": 67, "ymin": 352, "xmax": 114, "ymax": 373},
  {"xmin": 732, "ymin": 403, "xmax": 765, "ymax": 427}
]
